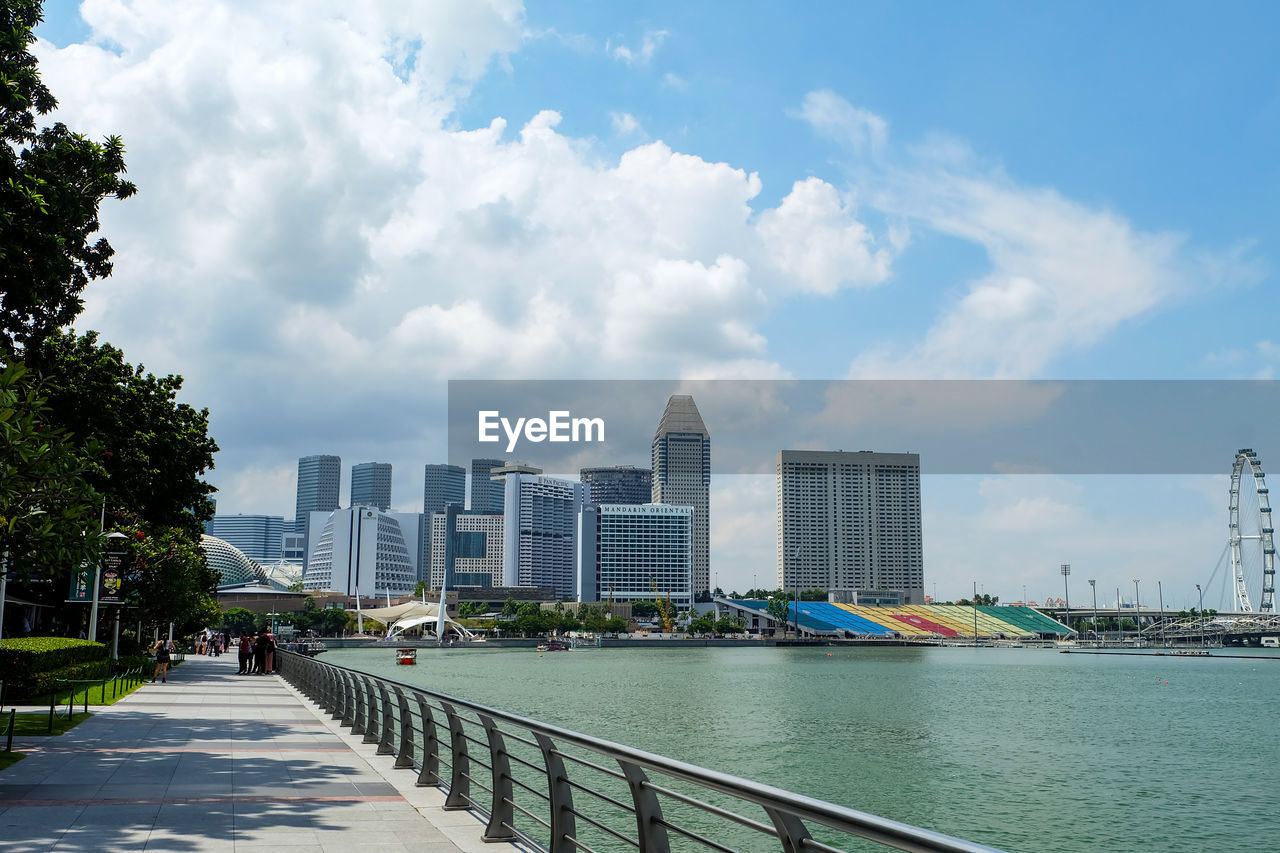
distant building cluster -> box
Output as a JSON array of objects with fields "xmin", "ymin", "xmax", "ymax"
[{"xmin": 206, "ymin": 393, "xmax": 926, "ymax": 609}]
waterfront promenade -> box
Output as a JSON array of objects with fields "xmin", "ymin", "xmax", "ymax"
[{"xmin": 0, "ymin": 654, "xmax": 521, "ymax": 852}]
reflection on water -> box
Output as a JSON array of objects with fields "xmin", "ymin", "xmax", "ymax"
[{"xmin": 330, "ymin": 645, "xmax": 1279, "ymax": 852}]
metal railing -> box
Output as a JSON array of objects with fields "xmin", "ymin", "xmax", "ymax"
[{"xmin": 276, "ymin": 650, "xmax": 1006, "ymax": 853}]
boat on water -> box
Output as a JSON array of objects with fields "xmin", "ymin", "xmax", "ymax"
[
  {"xmin": 536, "ymin": 640, "xmax": 572, "ymax": 652},
  {"xmin": 396, "ymin": 648, "xmax": 418, "ymax": 665},
  {"xmin": 1174, "ymin": 649, "xmax": 1210, "ymax": 657}
]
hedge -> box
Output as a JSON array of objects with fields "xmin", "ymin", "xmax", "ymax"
[{"xmin": 0, "ymin": 638, "xmax": 109, "ymax": 699}]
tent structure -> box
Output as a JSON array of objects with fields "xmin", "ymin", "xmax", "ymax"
[{"xmin": 360, "ymin": 601, "xmax": 476, "ymax": 642}]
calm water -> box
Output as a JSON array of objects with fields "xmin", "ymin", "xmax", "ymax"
[{"xmin": 328, "ymin": 645, "xmax": 1280, "ymax": 852}]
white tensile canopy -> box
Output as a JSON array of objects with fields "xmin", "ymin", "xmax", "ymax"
[{"xmin": 358, "ymin": 601, "xmax": 475, "ymax": 641}]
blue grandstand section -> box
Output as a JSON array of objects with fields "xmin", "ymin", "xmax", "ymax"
[{"xmin": 725, "ymin": 600, "xmax": 896, "ymax": 637}]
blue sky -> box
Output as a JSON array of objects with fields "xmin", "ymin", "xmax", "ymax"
[{"xmin": 32, "ymin": 1, "xmax": 1280, "ymax": 603}]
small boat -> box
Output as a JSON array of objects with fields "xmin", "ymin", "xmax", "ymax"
[
  {"xmin": 536, "ymin": 640, "xmax": 571, "ymax": 652},
  {"xmin": 1174, "ymin": 649, "xmax": 1210, "ymax": 657},
  {"xmin": 396, "ymin": 648, "xmax": 418, "ymax": 665}
]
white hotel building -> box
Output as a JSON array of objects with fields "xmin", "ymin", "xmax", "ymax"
[{"xmin": 580, "ymin": 503, "xmax": 693, "ymax": 611}]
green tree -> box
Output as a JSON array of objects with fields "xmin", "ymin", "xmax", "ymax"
[
  {"xmin": 765, "ymin": 595, "xmax": 795, "ymax": 636},
  {"xmin": 0, "ymin": 0, "xmax": 137, "ymax": 356},
  {"xmin": 26, "ymin": 331, "xmax": 218, "ymax": 538},
  {"xmin": 221, "ymin": 607, "xmax": 258, "ymax": 636},
  {"xmin": 0, "ymin": 363, "xmax": 101, "ymax": 579}
]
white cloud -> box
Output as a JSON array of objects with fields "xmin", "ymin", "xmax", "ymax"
[
  {"xmin": 608, "ymin": 29, "xmax": 668, "ymax": 66},
  {"xmin": 793, "ymin": 91, "xmax": 1254, "ymax": 380},
  {"xmin": 660, "ymin": 72, "xmax": 687, "ymax": 90},
  {"xmin": 34, "ymin": 3, "xmax": 888, "ymax": 515},
  {"xmin": 609, "ymin": 110, "xmax": 643, "ymax": 137}
]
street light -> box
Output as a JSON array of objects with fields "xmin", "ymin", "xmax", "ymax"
[
  {"xmin": 1132, "ymin": 579, "xmax": 1141, "ymax": 646},
  {"xmin": 1195, "ymin": 583, "xmax": 1204, "ymax": 648},
  {"xmin": 972, "ymin": 581, "xmax": 978, "ymax": 644},
  {"xmin": 1157, "ymin": 580, "xmax": 1166, "ymax": 648},
  {"xmin": 1060, "ymin": 564, "xmax": 1071, "ymax": 633},
  {"xmin": 1088, "ymin": 579, "xmax": 1098, "ymax": 647}
]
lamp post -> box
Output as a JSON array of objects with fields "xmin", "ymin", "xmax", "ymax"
[
  {"xmin": 1088, "ymin": 579, "xmax": 1098, "ymax": 647},
  {"xmin": 1196, "ymin": 583, "xmax": 1204, "ymax": 648},
  {"xmin": 1132, "ymin": 579, "xmax": 1141, "ymax": 646},
  {"xmin": 1116, "ymin": 587, "xmax": 1122, "ymax": 643},
  {"xmin": 0, "ymin": 551, "xmax": 8, "ymax": 650},
  {"xmin": 1060, "ymin": 564, "xmax": 1071, "ymax": 633},
  {"xmin": 972, "ymin": 581, "xmax": 978, "ymax": 645},
  {"xmin": 1157, "ymin": 580, "xmax": 1166, "ymax": 648}
]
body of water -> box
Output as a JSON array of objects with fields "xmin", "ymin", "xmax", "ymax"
[{"xmin": 326, "ymin": 644, "xmax": 1279, "ymax": 852}]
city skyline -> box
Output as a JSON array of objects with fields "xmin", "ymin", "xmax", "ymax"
[{"xmin": 33, "ymin": 2, "xmax": 1277, "ymax": 607}]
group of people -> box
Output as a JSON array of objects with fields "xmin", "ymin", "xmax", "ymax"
[
  {"xmin": 195, "ymin": 632, "xmax": 228, "ymax": 656},
  {"xmin": 237, "ymin": 629, "xmax": 276, "ymax": 675}
]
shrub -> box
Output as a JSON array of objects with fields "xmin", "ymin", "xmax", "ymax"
[{"xmin": 0, "ymin": 638, "xmax": 109, "ymax": 699}]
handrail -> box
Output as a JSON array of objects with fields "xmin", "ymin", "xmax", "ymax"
[{"xmin": 275, "ymin": 650, "xmax": 1007, "ymax": 853}]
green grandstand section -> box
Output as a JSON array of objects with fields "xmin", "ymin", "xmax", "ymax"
[
  {"xmin": 978, "ymin": 605, "xmax": 1072, "ymax": 636},
  {"xmin": 967, "ymin": 607, "xmax": 1035, "ymax": 637}
]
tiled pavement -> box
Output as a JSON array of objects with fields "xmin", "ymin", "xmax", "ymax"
[{"xmin": 0, "ymin": 653, "xmax": 525, "ymax": 852}]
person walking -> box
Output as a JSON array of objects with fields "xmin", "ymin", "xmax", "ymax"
[
  {"xmin": 252, "ymin": 630, "xmax": 268, "ymax": 674},
  {"xmin": 150, "ymin": 638, "xmax": 172, "ymax": 683},
  {"xmin": 264, "ymin": 630, "xmax": 276, "ymax": 674}
]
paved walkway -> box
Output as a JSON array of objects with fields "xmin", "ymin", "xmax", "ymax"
[{"xmin": 0, "ymin": 653, "xmax": 520, "ymax": 852}]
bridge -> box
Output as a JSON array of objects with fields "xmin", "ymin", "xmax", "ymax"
[{"xmin": 1040, "ymin": 605, "xmax": 1280, "ymax": 645}]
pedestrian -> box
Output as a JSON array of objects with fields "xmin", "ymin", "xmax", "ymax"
[
  {"xmin": 150, "ymin": 638, "xmax": 171, "ymax": 683},
  {"xmin": 252, "ymin": 630, "xmax": 267, "ymax": 674},
  {"xmin": 264, "ymin": 630, "xmax": 276, "ymax": 674},
  {"xmin": 237, "ymin": 632, "xmax": 251, "ymax": 674}
]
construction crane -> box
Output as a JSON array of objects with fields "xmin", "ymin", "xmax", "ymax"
[{"xmin": 649, "ymin": 578, "xmax": 674, "ymax": 633}]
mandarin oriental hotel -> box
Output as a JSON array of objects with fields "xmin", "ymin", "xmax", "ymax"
[{"xmin": 583, "ymin": 504, "xmax": 693, "ymax": 611}]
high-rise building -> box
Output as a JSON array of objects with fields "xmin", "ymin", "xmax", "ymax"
[
  {"xmin": 424, "ymin": 464, "xmax": 465, "ymax": 516},
  {"xmin": 470, "ymin": 458, "xmax": 506, "ymax": 514},
  {"xmin": 580, "ymin": 504, "xmax": 692, "ymax": 611},
  {"xmin": 775, "ymin": 450, "xmax": 923, "ymax": 601},
  {"xmin": 652, "ymin": 395, "xmax": 711, "ymax": 596},
  {"xmin": 350, "ymin": 462, "xmax": 392, "ymax": 511},
  {"xmin": 502, "ymin": 473, "xmax": 585, "ymax": 600},
  {"xmin": 302, "ymin": 506, "xmax": 419, "ymax": 597},
  {"xmin": 429, "ymin": 510, "xmax": 504, "ymax": 589},
  {"xmin": 295, "ymin": 453, "xmax": 341, "ymax": 551},
  {"xmin": 204, "ymin": 515, "xmax": 284, "ymax": 563},
  {"xmin": 580, "ymin": 466, "xmax": 653, "ymax": 507}
]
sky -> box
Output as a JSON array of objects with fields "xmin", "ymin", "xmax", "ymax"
[{"xmin": 31, "ymin": 0, "xmax": 1280, "ymax": 608}]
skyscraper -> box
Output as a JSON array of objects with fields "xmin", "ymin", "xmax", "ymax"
[
  {"xmin": 470, "ymin": 458, "xmax": 505, "ymax": 514},
  {"xmin": 579, "ymin": 504, "xmax": 692, "ymax": 610},
  {"xmin": 351, "ymin": 462, "xmax": 393, "ymax": 511},
  {"xmin": 423, "ymin": 464, "xmax": 465, "ymax": 516},
  {"xmin": 776, "ymin": 450, "xmax": 923, "ymax": 601},
  {"xmin": 580, "ymin": 466, "xmax": 653, "ymax": 506},
  {"xmin": 296, "ymin": 455, "xmax": 341, "ymax": 569},
  {"xmin": 502, "ymin": 473, "xmax": 585, "ymax": 599},
  {"xmin": 651, "ymin": 395, "xmax": 710, "ymax": 596}
]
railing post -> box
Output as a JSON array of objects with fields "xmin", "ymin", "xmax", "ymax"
[
  {"xmin": 415, "ymin": 694, "xmax": 441, "ymax": 787},
  {"xmin": 350, "ymin": 673, "xmax": 367, "ymax": 735},
  {"xmin": 361, "ymin": 676, "xmax": 381, "ymax": 744},
  {"xmin": 763, "ymin": 806, "xmax": 813, "ymax": 853},
  {"xmin": 479, "ymin": 714, "xmax": 516, "ymax": 841},
  {"xmin": 393, "ymin": 686, "xmax": 415, "ymax": 769},
  {"xmin": 619, "ymin": 761, "xmax": 670, "ymax": 853},
  {"xmin": 340, "ymin": 671, "xmax": 356, "ymax": 727},
  {"xmin": 440, "ymin": 701, "xmax": 470, "ymax": 810},
  {"xmin": 535, "ymin": 732, "xmax": 577, "ymax": 853},
  {"xmin": 334, "ymin": 668, "xmax": 350, "ymax": 722},
  {"xmin": 377, "ymin": 682, "xmax": 396, "ymax": 755}
]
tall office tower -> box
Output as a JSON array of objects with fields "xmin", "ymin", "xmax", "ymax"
[
  {"xmin": 428, "ymin": 510, "xmax": 505, "ymax": 589},
  {"xmin": 651, "ymin": 395, "xmax": 711, "ymax": 596},
  {"xmin": 579, "ymin": 504, "xmax": 693, "ymax": 610},
  {"xmin": 424, "ymin": 464, "xmax": 465, "ymax": 516},
  {"xmin": 470, "ymin": 458, "xmax": 506, "ymax": 514},
  {"xmin": 350, "ymin": 462, "xmax": 393, "ymax": 511},
  {"xmin": 296, "ymin": 454, "xmax": 341, "ymax": 568},
  {"xmin": 580, "ymin": 466, "xmax": 653, "ymax": 507},
  {"xmin": 502, "ymin": 473, "xmax": 586, "ymax": 600},
  {"xmin": 296, "ymin": 455, "xmax": 341, "ymax": 530},
  {"xmin": 776, "ymin": 450, "xmax": 923, "ymax": 601},
  {"xmin": 204, "ymin": 515, "xmax": 284, "ymax": 563}
]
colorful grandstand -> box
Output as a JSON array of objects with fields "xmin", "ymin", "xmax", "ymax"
[{"xmin": 721, "ymin": 600, "xmax": 1073, "ymax": 639}]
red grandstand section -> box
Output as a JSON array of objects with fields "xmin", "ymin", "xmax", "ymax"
[{"xmin": 890, "ymin": 613, "xmax": 959, "ymax": 637}]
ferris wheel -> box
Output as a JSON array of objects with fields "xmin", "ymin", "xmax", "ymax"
[{"xmin": 1228, "ymin": 449, "xmax": 1277, "ymax": 613}]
